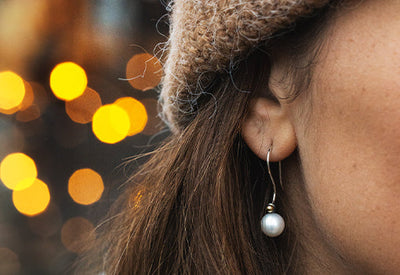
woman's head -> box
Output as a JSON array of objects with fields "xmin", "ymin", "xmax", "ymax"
[
  {"xmin": 159, "ymin": 0, "xmax": 400, "ymax": 273},
  {"xmin": 80, "ymin": 1, "xmax": 400, "ymax": 274}
]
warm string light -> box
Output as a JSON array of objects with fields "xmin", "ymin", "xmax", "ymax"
[
  {"xmin": 0, "ymin": 153, "xmax": 37, "ymax": 191},
  {"xmin": 68, "ymin": 168, "xmax": 104, "ymax": 205},
  {"xmin": 65, "ymin": 87, "xmax": 102, "ymax": 124},
  {"xmin": 12, "ymin": 178, "xmax": 50, "ymax": 216},
  {"xmin": 125, "ymin": 53, "xmax": 163, "ymax": 91},
  {"xmin": 114, "ymin": 97, "xmax": 148, "ymax": 136},
  {"xmin": 0, "ymin": 72, "xmax": 45, "ymax": 122},
  {"xmin": 0, "ymin": 56, "xmax": 162, "ymax": 265},
  {"xmin": 92, "ymin": 104, "xmax": 130, "ymax": 144},
  {"xmin": 50, "ymin": 62, "xmax": 87, "ymax": 101},
  {"xmin": 0, "ymin": 71, "xmax": 25, "ymax": 111},
  {"xmin": 0, "ymin": 153, "xmax": 50, "ymax": 216},
  {"xmin": 47, "ymin": 59, "xmax": 157, "ymax": 144}
]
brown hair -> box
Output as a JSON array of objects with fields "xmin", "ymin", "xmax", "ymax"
[{"xmin": 77, "ymin": 3, "xmax": 341, "ymax": 274}]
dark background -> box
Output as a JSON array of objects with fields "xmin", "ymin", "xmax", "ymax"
[{"xmin": 0, "ymin": 0, "xmax": 169, "ymax": 274}]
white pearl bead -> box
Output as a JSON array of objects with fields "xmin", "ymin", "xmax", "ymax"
[{"xmin": 261, "ymin": 213, "xmax": 285, "ymax": 237}]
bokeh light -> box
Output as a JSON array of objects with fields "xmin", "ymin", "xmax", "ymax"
[
  {"xmin": 126, "ymin": 53, "xmax": 163, "ymax": 91},
  {"xmin": 92, "ymin": 104, "xmax": 130, "ymax": 144},
  {"xmin": 19, "ymin": 81, "xmax": 34, "ymax": 110},
  {"xmin": 0, "ymin": 153, "xmax": 37, "ymax": 190},
  {"xmin": 0, "ymin": 106, "xmax": 18, "ymax": 115},
  {"xmin": 0, "ymin": 247, "xmax": 20, "ymax": 274},
  {"xmin": 12, "ymin": 178, "xmax": 50, "ymax": 216},
  {"xmin": 61, "ymin": 217, "xmax": 95, "ymax": 254},
  {"xmin": 15, "ymin": 104, "xmax": 41, "ymax": 122},
  {"xmin": 68, "ymin": 168, "xmax": 104, "ymax": 205},
  {"xmin": 50, "ymin": 62, "xmax": 87, "ymax": 101},
  {"xmin": 0, "ymin": 71, "xmax": 26, "ymax": 111},
  {"xmin": 65, "ymin": 87, "xmax": 102, "ymax": 124},
  {"xmin": 0, "ymin": 81, "xmax": 34, "ymax": 115},
  {"xmin": 114, "ymin": 97, "xmax": 148, "ymax": 136}
]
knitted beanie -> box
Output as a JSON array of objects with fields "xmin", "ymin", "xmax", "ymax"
[{"xmin": 160, "ymin": 0, "xmax": 330, "ymax": 133}]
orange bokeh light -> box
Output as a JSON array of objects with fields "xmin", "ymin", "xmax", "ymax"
[
  {"xmin": 61, "ymin": 217, "xmax": 95, "ymax": 254},
  {"xmin": 12, "ymin": 178, "xmax": 50, "ymax": 216},
  {"xmin": 114, "ymin": 97, "xmax": 148, "ymax": 136},
  {"xmin": 68, "ymin": 168, "xmax": 104, "ymax": 205},
  {"xmin": 126, "ymin": 53, "xmax": 163, "ymax": 91},
  {"xmin": 19, "ymin": 81, "xmax": 34, "ymax": 111},
  {"xmin": 65, "ymin": 87, "xmax": 102, "ymax": 124},
  {"xmin": 15, "ymin": 104, "xmax": 41, "ymax": 122}
]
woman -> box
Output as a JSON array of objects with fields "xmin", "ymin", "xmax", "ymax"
[{"xmin": 80, "ymin": 0, "xmax": 400, "ymax": 274}]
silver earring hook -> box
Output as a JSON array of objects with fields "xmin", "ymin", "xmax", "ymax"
[{"xmin": 266, "ymin": 147, "xmax": 282, "ymax": 209}]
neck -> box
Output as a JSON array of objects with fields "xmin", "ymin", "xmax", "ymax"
[{"xmin": 283, "ymin": 154, "xmax": 354, "ymax": 274}]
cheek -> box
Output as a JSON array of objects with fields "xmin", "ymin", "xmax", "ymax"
[
  {"xmin": 297, "ymin": 82, "xmax": 400, "ymax": 274},
  {"xmin": 294, "ymin": 2, "xmax": 400, "ymax": 271}
]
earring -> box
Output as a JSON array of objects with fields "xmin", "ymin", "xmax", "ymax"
[{"xmin": 261, "ymin": 147, "xmax": 285, "ymax": 237}]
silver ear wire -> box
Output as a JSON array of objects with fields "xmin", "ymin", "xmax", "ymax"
[{"xmin": 261, "ymin": 147, "xmax": 285, "ymax": 237}]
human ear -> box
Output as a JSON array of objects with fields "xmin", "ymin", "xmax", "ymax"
[{"xmin": 241, "ymin": 97, "xmax": 297, "ymax": 161}]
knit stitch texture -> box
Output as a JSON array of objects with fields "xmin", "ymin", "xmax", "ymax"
[{"xmin": 160, "ymin": 0, "xmax": 329, "ymax": 132}]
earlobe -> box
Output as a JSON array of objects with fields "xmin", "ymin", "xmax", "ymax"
[{"xmin": 241, "ymin": 97, "xmax": 297, "ymax": 162}]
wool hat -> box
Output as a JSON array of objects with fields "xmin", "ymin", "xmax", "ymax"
[{"xmin": 160, "ymin": 0, "xmax": 330, "ymax": 133}]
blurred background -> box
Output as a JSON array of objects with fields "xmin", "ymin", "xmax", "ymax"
[{"xmin": 0, "ymin": 0, "xmax": 169, "ymax": 274}]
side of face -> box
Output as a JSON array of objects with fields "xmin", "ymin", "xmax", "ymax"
[{"xmin": 292, "ymin": 0, "xmax": 400, "ymax": 273}]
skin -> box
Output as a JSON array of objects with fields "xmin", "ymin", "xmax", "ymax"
[{"xmin": 242, "ymin": 0, "xmax": 400, "ymax": 273}]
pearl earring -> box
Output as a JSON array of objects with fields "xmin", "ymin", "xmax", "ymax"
[{"xmin": 261, "ymin": 147, "xmax": 285, "ymax": 237}]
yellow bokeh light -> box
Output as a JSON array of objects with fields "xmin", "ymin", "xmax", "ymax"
[
  {"xmin": 65, "ymin": 87, "xmax": 102, "ymax": 124},
  {"xmin": 0, "ymin": 71, "xmax": 25, "ymax": 110},
  {"xmin": 126, "ymin": 53, "xmax": 163, "ymax": 91},
  {"xmin": 12, "ymin": 178, "xmax": 50, "ymax": 216},
  {"xmin": 50, "ymin": 62, "xmax": 87, "ymax": 101},
  {"xmin": 61, "ymin": 217, "xmax": 95, "ymax": 254},
  {"xmin": 0, "ymin": 81, "xmax": 33, "ymax": 115},
  {"xmin": 68, "ymin": 168, "xmax": 104, "ymax": 205},
  {"xmin": 115, "ymin": 97, "xmax": 148, "ymax": 136},
  {"xmin": 92, "ymin": 104, "xmax": 130, "ymax": 144},
  {"xmin": 0, "ymin": 106, "xmax": 18, "ymax": 115},
  {"xmin": 0, "ymin": 153, "xmax": 37, "ymax": 190}
]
